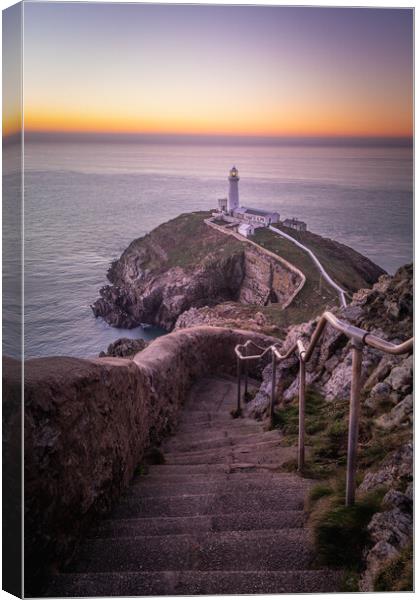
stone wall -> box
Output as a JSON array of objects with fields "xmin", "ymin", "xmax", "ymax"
[
  {"xmin": 205, "ymin": 218, "xmax": 305, "ymax": 309},
  {"xmin": 239, "ymin": 248, "xmax": 302, "ymax": 307},
  {"xmin": 13, "ymin": 326, "xmax": 278, "ymax": 594}
]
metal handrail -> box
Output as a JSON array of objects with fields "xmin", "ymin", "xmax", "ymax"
[{"xmin": 234, "ymin": 310, "xmax": 413, "ymax": 506}]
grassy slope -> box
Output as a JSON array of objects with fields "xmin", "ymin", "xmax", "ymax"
[
  {"xmin": 253, "ymin": 228, "xmax": 340, "ymax": 326},
  {"xmin": 272, "ymin": 224, "xmax": 386, "ymax": 290},
  {"xmin": 115, "ymin": 211, "xmax": 243, "ymax": 275}
]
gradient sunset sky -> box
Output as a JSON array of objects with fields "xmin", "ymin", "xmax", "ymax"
[{"xmin": 6, "ymin": 3, "xmax": 414, "ymax": 139}]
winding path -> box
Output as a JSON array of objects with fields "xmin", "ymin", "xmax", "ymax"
[{"xmin": 269, "ymin": 226, "xmax": 348, "ymax": 308}]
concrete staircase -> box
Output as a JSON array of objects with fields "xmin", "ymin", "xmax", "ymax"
[{"xmin": 46, "ymin": 376, "xmax": 343, "ymax": 596}]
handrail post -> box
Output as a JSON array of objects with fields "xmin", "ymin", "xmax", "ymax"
[
  {"xmin": 244, "ymin": 345, "xmax": 248, "ymax": 400},
  {"xmin": 346, "ymin": 339, "xmax": 363, "ymax": 506},
  {"xmin": 270, "ymin": 351, "xmax": 277, "ymax": 428},
  {"xmin": 298, "ymin": 355, "xmax": 306, "ymax": 472},
  {"xmin": 237, "ymin": 356, "xmax": 241, "ymax": 414}
]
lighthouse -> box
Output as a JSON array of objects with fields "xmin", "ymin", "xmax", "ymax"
[{"xmin": 227, "ymin": 166, "xmax": 240, "ymax": 213}]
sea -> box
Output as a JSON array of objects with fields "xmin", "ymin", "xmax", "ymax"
[{"xmin": 2, "ymin": 141, "xmax": 413, "ymax": 359}]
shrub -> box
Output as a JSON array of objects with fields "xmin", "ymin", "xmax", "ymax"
[
  {"xmin": 313, "ymin": 489, "xmax": 385, "ymax": 570},
  {"xmin": 309, "ymin": 483, "xmax": 333, "ymax": 504}
]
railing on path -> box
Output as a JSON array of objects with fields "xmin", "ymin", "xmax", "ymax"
[{"xmin": 234, "ymin": 311, "xmax": 413, "ymax": 506}]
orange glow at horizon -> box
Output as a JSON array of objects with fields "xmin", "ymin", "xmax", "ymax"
[
  {"xmin": 3, "ymin": 114, "xmax": 22, "ymax": 137},
  {"xmin": 23, "ymin": 103, "xmax": 412, "ymax": 139}
]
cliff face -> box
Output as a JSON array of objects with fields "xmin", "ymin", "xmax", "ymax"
[
  {"xmin": 91, "ymin": 213, "xmax": 303, "ymax": 330},
  {"xmin": 92, "ymin": 212, "xmax": 386, "ymax": 334}
]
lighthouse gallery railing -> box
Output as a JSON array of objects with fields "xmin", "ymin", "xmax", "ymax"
[{"xmin": 234, "ymin": 311, "xmax": 413, "ymax": 506}]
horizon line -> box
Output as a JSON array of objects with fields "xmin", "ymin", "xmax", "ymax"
[{"xmin": 3, "ymin": 130, "xmax": 413, "ymax": 148}]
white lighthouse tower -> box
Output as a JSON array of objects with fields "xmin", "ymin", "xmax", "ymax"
[{"xmin": 227, "ymin": 166, "xmax": 240, "ymax": 213}]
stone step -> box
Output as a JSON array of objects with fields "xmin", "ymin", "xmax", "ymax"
[
  {"xmin": 144, "ymin": 462, "xmax": 288, "ymax": 476},
  {"xmin": 164, "ymin": 436, "xmax": 282, "ymax": 456},
  {"xmin": 128, "ymin": 477, "xmax": 309, "ymax": 498},
  {"xmin": 110, "ymin": 489, "xmax": 304, "ymax": 519},
  {"xmin": 175, "ymin": 422, "xmax": 262, "ymax": 435},
  {"xmin": 140, "ymin": 469, "xmax": 307, "ymax": 485},
  {"xmin": 182, "ymin": 397, "xmax": 238, "ymax": 410},
  {"xmin": 165, "ymin": 424, "xmax": 264, "ymax": 443},
  {"xmin": 43, "ymin": 374, "xmax": 327, "ymax": 597},
  {"xmin": 67, "ymin": 529, "xmax": 313, "ymax": 574},
  {"xmin": 163, "ymin": 430, "xmax": 281, "ymax": 453},
  {"xmin": 93, "ymin": 510, "xmax": 305, "ymax": 538},
  {"xmin": 47, "ymin": 568, "xmax": 344, "ymax": 597},
  {"xmin": 50, "ymin": 566, "xmax": 344, "ymax": 597},
  {"xmin": 176, "ymin": 412, "xmax": 258, "ymax": 425},
  {"xmin": 163, "ymin": 445, "xmax": 294, "ymax": 466}
]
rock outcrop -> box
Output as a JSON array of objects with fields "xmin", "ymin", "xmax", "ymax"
[
  {"xmin": 359, "ymin": 443, "xmax": 413, "ymax": 591},
  {"xmin": 244, "ymin": 264, "xmax": 413, "ymax": 590},
  {"xmin": 91, "ymin": 213, "xmax": 303, "ymax": 330},
  {"xmin": 175, "ymin": 303, "xmax": 282, "ymax": 337},
  {"xmin": 91, "ymin": 212, "xmax": 384, "ymax": 334},
  {"xmin": 99, "ymin": 337, "xmax": 148, "ymax": 358},
  {"xmin": 246, "ymin": 264, "xmax": 413, "ymax": 419}
]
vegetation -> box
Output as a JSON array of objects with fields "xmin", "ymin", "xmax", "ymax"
[
  {"xmin": 374, "ymin": 544, "xmax": 413, "ymax": 592},
  {"xmin": 272, "ymin": 224, "xmax": 384, "ymax": 291},
  {"xmin": 122, "ymin": 211, "xmax": 243, "ymax": 272},
  {"xmin": 115, "ymin": 213, "xmax": 383, "ymax": 336},
  {"xmin": 274, "ymin": 387, "xmax": 412, "ymax": 584},
  {"xmin": 311, "ymin": 487, "xmax": 385, "ymax": 570},
  {"xmin": 253, "ymin": 228, "xmax": 340, "ymax": 324},
  {"xmin": 275, "ymin": 389, "xmax": 349, "ymax": 479}
]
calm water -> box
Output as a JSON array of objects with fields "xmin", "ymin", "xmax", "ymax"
[{"xmin": 3, "ymin": 141, "xmax": 413, "ymax": 359}]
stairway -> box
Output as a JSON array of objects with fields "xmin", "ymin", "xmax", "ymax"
[{"xmin": 46, "ymin": 376, "xmax": 343, "ymax": 596}]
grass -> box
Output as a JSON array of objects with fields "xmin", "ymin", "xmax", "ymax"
[
  {"xmin": 311, "ymin": 488, "xmax": 386, "ymax": 570},
  {"xmin": 274, "ymin": 385, "xmax": 412, "ymax": 587},
  {"xmin": 253, "ymin": 228, "xmax": 340, "ymax": 323},
  {"xmin": 135, "ymin": 463, "xmax": 148, "ymax": 477},
  {"xmin": 274, "ymin": 389, "xmax": 348, "ymax": 479},
  {"xmin": 308, "ymin": 482, "xmax": 334, "ymax": 505},
  {"xmin": 374, "ymin": 543, "xmax": 413, "ymax": 592},
  {"xmin": 115, "ymin": 211, "xmax": 244, "ymax": 275},
  {"xmin": 272, "ymin": 224, "xmax": 384, "ymax": 291},
  {"xmin": 112, "ymin": 213, "xmax": 382, "ymax": 334}
]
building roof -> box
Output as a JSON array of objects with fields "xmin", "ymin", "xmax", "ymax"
[
  {"xmin": 238, "ymin": 223, "xmax": 253, "ymax": 234},
  {"xmin": 243, "ymin": 207, "xmax": 280, "ymax": 217},
  {"xmin": 284, "ymin": 218, "xmax": 306, "ymax": 225}
]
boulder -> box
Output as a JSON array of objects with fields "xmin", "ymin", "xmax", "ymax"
[
  {"xmin": 99, "ymin": 337, "xmax": 148, "ymax": 358},
  {"xmin": 359, "ymin": 442, "xmax": 413, "ymax": 494},
  {"xmin": 375, "ymin": 394, "xmax": 412, "ymax": 430}
]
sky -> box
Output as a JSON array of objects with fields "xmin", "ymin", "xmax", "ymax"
[{"xmin": 3, "ymin": 2, "xmax": 414, "ymax": 139}]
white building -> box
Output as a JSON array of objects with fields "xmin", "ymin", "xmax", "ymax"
[
  {"xmin": 215, "ymin": 167, "xmax": 280, "ymax": 236},
  {"xmin": 237, "ymin": 223, "xmax": 255, "ymax": 238},
  {"xmin": 228, "ymin": 166, "xmax": 240, "ymax": 212},
  {"xmin": 233, "ymin": 206, "xmax": 280, "ymax": 227},
  {"xmin": 283, "ymin": 217, "xmax": 307, "ymax": 232}
]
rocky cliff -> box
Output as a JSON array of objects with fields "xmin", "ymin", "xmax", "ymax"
[
  {"xmin": 92, "ymin": 211, "xmax": 384, "ymax": 333},
  {"xmin": 245, "ymin": 264, "xmax": 413, "ymax": 591}
]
